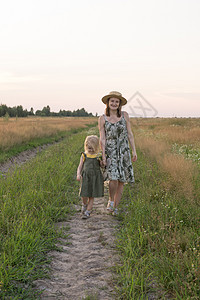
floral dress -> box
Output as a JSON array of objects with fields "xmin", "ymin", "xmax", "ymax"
[{"xmin": 104, "ymin": 113, "xmax": 135, "ymax": 183}]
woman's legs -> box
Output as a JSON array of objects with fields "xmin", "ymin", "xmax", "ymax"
[
  {"xmin": 109, "ymin": 180, "xmax": 124, "ymax": 208},
  {"xmin": 109, "ymin": 180, "xmax": 118, "ymax": 202},
  {"xmin": 114, "ymin": 181, "xmax": 124, "ymax": 208}
]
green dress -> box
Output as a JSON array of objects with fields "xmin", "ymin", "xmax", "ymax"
[
  {"xmin": 80, "ymin": 153, "xmax": 104, "ymax": 197},
  {"xmin": 104, "ymin": 113, "xmax": 135, "ymax": 183}
]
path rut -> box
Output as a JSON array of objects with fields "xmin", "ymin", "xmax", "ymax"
[{"xmin": 0, "ymin": 144, "xmax": 52, "ymax": 177}]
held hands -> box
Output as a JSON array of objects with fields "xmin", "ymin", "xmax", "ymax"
[
  {"xmin": 102, "ymin": 157, "xmax": 107, "ymax": 167},
  {"xmin": 100, "ymin": 160, "xmax": 105, "ymax": 167}
]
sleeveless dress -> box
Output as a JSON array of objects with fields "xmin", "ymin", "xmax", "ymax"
[
  {"xmin": 104, "ymin": 113, "xmax": 135, "ymax": 183},
  {"xmin": 80, "ymin": 153, "xmax": 104, "ymax": 197}
]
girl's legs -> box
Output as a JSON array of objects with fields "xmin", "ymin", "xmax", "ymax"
[
  {"xmin": 82, "ymin": 197, "xmax": 94, "ymax": 219},
  {"xmin": 82, "ymin": 197, "xmax": 88, "ymax": 205},
  {"xmin": 81, "ymin": 197, "xmax": 88, "ymax": 214},
  {"xmin": 87, "ymin": 197, "xmax": 94, "ymax": 211}
]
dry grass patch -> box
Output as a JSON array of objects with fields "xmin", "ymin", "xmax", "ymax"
[
  {"xmin": 156, "ymin": 126, "xmax": 200, "ymax": 145},
  {"xmin": 136, "ymin": 136, "xmax": 171, "ymax": 158},
  {"xmin": 135, "ymin": 135, "xmax": 198, "ymax": 200},
  {"xmin": 131, "ymin": 117, "xmax": 200, "ymax": 146},
  {"xmin": 161, "ymin": 153, "xmax": 197, "ymax": 199},
  {"xmin": 0, "ymin": 117, "xmax": 97, "ymax": 150}
]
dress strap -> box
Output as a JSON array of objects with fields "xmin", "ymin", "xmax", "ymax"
[
  {"xmin": 81, "ymin": 152, "xmax": 87, "ymax": 162},
  {"xmin": 103, "ymin": 114, "xmax": 107, "ymax": 121}
]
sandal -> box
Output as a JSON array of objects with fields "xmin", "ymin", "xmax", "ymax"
[{"xmin": 107, "ymin": 200, "xmax": 114, "ymax": 212}]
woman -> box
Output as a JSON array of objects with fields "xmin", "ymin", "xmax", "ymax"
[{"xmin": 98, "ymin": 91, "xmax": 137, "ymax": 215}]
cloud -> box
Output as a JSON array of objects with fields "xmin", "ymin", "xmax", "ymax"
[
  {"xmin": 0, "ymin": 72, "xmax": 43, "ymax": 90},
  {"xmin": 162, "ymin": 92, "xmax": 200, "ymax": 102}
]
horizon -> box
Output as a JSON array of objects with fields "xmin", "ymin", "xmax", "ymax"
[{"xmin": 1, "ymin": 102, "xmax": 200, "ymax": 119}]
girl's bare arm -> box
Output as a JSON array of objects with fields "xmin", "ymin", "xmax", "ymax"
[
  {"xmin": 124, "ymin": 111, "xmax": 137, "ymax": 162},
  {"xmin": 77, "ymin": 155, "xmax": 84, "ymax": 181}
]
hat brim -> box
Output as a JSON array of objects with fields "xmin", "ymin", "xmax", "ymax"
[{"xmin": 101, "ymin": 94, "xmax": 127, "ymax": 106}]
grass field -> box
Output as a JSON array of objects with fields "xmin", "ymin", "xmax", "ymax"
[
  {"xmin": 116, "ymin": 118, "xmax": 200, "ymax": 299},
  {"xmin": 0, "ymin": 117, "xmax": 97, "ymax": 163},
  {"xmin": 0, "ymin": 117, "xmax": 199, "ymax": 299}
]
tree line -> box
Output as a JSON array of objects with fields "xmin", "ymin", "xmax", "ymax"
[{"xmin": 0, "ymin": 104, "xmax": 94, "ymax": 117}]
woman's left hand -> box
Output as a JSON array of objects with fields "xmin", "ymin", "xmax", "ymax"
[
  {"xmin": 100, "ymin": 160, "xmax": 105, "ymax": 167},
  {"xmin": 132, "ymin": 154, "xmax": 137, "ymax": 162},
  {"xmin": 102, "ymin": 157, "xmax": 107, "ymax": 167}
]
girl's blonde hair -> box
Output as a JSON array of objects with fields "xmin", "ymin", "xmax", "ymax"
[{"xmin": 84, "ymin": 135, "xmax": 100, "ymax": 153}]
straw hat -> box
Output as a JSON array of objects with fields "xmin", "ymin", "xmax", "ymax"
[{"xmin": 101, "ymin": 91, "xmax": 127, "ymax": 106}]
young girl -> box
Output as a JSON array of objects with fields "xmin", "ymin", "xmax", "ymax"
[{"xmin": 77, "ymin": 135, "xmax": 104, "ymax": 219}]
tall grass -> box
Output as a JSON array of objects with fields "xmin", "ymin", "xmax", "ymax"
[
  {"xmin": 115, "ymin": 118, "xmax": 200, "ymax": 298},
  {"xmin": 136, "ymin": 136, "xmax": 199, "ymax": 200},
  {"xmin": 0, "ymin": 117, "xmax": 97, "ymax": 150},
  {"xmin": 0, "ymin": 128, "xmax": 90, "ymax": 299},
  {"xmin": 116, "ymin": 148, "xmax": 200, "ymax": 299}
]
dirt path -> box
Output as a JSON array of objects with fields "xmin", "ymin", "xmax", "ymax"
[{"xmin": 34, "ymin": 186, "xmax": 119, "ymax": 300}]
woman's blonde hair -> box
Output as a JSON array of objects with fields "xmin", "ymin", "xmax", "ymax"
[
  {"xmin": 105, "ymin": 98, "xmax": 122, "ymax": 117},
  {"xmin": 84, "ymin": 135, "xmax": 100, "ymax": 153}
]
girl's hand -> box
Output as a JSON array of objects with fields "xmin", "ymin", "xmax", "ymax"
[
  {"xmin": 132, "ymin": 154, "xmax": 137, "ymax": 162},
  {"xmin": 77, "ymin": 175, "xmax": 81, "ymax": 181}
]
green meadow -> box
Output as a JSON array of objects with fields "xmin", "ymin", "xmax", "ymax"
[{"xmin": 116, "ymin": 118, "xmax": 200, "ymax": 299}]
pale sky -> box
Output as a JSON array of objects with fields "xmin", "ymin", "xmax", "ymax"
[{"xmin": 0, "ymin": 0, "xmax": 199, "ymax": 117}]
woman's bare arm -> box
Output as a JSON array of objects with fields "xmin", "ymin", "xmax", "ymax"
[
  {"xmin": 98, "ymin": 116, "xmax": 106, "ymax": 165},
  {"xmin": 124, "ymin": 111, "xmax": 137, "ymax": 162}
]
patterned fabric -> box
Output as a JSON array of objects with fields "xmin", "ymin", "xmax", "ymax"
[
  {"xmin": 104, "ymin": 113, "xmax": 135, "ymax": 183},
  {"xmin": 80, "ymin": 153, "xmax": 104, "ymax": 197}
]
